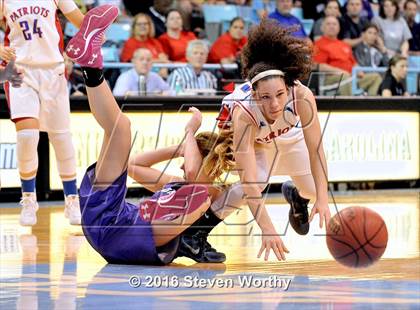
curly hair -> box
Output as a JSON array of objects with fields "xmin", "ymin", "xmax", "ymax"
[
  {"xmin": 241, "ymin": 19, "xmax": 313, "ymax": 88},
  {"xmin": 195, "ymin": 131, "xmax": 235, "ymax": 181}
]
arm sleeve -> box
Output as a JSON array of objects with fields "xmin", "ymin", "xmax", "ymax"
[{"xmin": 57, "ymin": 0, "xmax": 78, "ymax": 14}]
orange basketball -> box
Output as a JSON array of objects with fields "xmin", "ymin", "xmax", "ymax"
[{"xmin": 326, "ymin": 206, "xmax": 388, "ymax": 268}]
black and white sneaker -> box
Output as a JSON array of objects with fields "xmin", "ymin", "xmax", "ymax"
[
  {"xmin": 178, "ymin": 230, "xmax": 226, "ymax": 263},
  {"xmin": 282, "ymin": 181, "xmax": 310, "ymax": 235}
]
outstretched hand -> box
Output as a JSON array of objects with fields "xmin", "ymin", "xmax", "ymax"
[
  {"xmin": 258, "ymin": 230, "xmax": 289, "ymax": 261},
  {"xmin": 309, "ymin": 201, "xmax": 331, "ymax": 229},
  {"xmin": 185, "ymin": 106, "xmax": 202, "ymax": 134},
  {"xmin": 0, "ymin": 60, "xmax": 23, "ymax": 87}
]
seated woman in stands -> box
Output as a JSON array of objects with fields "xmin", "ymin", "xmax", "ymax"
[
  {"xmin": 120, "ymin": 13, "xmax": 168, "ymax": 63},
  {"xmin": 378, "ymin": 55, "xmax": 409, "ymax": 97},
  {"xmin": 208, "ymin": 17, "xmax": 247, "ymax": 65},
  {"xmin": 158, "ymin": 9, "xmax": 196, "ymax": 62}
]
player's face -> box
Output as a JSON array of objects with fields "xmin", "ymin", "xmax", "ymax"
[{"xmin": 253, "ymin": 78, "xmax": 288, "ymax": 123}]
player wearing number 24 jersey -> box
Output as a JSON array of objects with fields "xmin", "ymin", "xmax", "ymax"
[{"xmin": 0, "ymin": 1, "xmax": 84, "ymax": 226}]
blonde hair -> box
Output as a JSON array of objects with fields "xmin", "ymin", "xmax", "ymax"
[
  {"xmin": 195, "ymin": 131, "xmax": 235, "ymax": 181},
  {"xmin": 131, "ymin": 13, "xmax": 156, "ymax": 38}
]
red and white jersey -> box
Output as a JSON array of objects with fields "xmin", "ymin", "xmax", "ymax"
[
  {"xmin": 0, "ymin": 0, "xmax": 77, "ymax": 66},
  {"xmin": 217, "ymin": 81, "xmax": 304, "ymax": 144}
]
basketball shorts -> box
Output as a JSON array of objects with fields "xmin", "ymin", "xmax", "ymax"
[
  {"xmin": 6, "ymin": 63, "xmax": 71, "ymax": 133},
  {"xmin": 79, "ymin": 163, "xmax": 179, "ymax": 265}
]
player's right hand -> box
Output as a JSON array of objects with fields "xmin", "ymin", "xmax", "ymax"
[
  {"xmin": 0, "ymin": 46, "xmax": 16, "ymax": 62},
  {"xmin": 258, "ymin": 231, "xmax": 289, "ymax": 261}
]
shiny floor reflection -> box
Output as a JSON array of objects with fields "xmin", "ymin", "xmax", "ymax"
[{"xmin": 0, "ymin": 190, "xmax": 419, "ymax": 309}]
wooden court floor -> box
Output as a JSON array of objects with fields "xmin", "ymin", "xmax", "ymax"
[{"xmin": 0, "ymin": 190, "xmax": 419, "ymax": 309}]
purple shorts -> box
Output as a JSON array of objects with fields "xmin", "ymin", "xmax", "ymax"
[{"xmin": 79, "ymin": 163, "xmax": 178, "ymax": 265}]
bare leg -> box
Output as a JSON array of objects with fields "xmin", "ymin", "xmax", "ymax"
[
  {"xmin": 151, "ymin": 197, "xmax": 211, "ymax": 246},
  {"xmin": 85, "ymin": 80, "xmax": 131, "ymax": 185},
  {"xmin": 290, "ymin": 174, "xmax": 316, "ymax": 200}
]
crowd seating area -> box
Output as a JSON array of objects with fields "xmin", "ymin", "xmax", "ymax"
[{"xmin": 5, "ymin": 0, "xmax": 420, "ymax": 96}]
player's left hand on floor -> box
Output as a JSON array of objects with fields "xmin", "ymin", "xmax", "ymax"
[
  {"xmin": 309, "ymin": 201, "xmax": 331, "ymax": 229},
  {"xmin": 258, "ymin": 233, "xmax": 289, "ymax": 261}
]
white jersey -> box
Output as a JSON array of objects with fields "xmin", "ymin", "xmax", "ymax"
[
  {"xmin": 218, "ymin": 81, "xmax": 304, "ymax": 144},
  {"xmin": 0, "ymin": 0, "xmax": 77, "ymax": 66}
]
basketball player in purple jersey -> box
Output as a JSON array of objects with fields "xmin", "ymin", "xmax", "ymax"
[
  {"xmin": 66, "ymin": 5, "xmax": 233, "ymax": 264},
  {"xmin": 0, "ymin": 0, "xmax": 84, "ymax": 225}
]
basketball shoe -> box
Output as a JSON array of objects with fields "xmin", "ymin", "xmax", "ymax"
[
  {"xmin": 66, "ymin": 4, "xmax": 119, "ymax": 68},
  {"xmin": 65, "ymin": 195, "xmax": 81, "ymax": 225},
  {"xmin": 19, "ymin": 192, "xmax": 39, "ymax": 226},
  {"xmin": 176, "ymin": 209, "xmax": 226, "ymax": 263},
  {"xmin": 282, "ymin": 181, "xmax": 310, "ymax": 235}
]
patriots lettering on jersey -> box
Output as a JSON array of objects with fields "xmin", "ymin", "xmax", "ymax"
[
  {"xmin": 9, "ymin": 6, "xmax": 50, "ymax": 23},
  {"xmin": 256, "ymin": 125, "xmax": 294, "ymax": 143}
]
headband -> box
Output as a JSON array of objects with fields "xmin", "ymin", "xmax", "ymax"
[{"xmin": 250, "ymin": 69, "xmax": 285, "ymax": 85}]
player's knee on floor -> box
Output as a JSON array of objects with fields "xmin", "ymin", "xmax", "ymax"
[
  {"xmin": 16, "ymin": 129, "xmax": 39, "ymax": 174},
  {"xmin": 48, "ymin": 131, "xmax": 76, "ymax": 178}
]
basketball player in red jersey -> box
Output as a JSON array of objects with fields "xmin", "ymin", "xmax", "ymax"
[
  {"xmin": 214, "ymin": 20, "xmax": 331, "ymax": 261},
  {"xmin": 0, "ymin": 1, "xmax": 84, "ymax": 225}
]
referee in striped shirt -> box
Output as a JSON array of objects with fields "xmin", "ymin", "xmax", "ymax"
[{"xmin": 168, "ymin": 40, "xmax": 218, "ymax": 92}]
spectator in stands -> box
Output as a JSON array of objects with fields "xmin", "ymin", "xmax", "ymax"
[
  {"xmin": 342, "ymin": 0, "xmax": 376, "ymax": 20},
  {"xmin": 354, "ymin": 23, "xmax": 389, "ymax": 67},
  {"xmin": 226, "ymin": 0, "xmax": 251, "ymax": 5},
  {"xmin": 340, "ymin": 0, "xmax": 370, "ymax": 48},
  {"xmin": 158, "ymin": 9, "xmax": 196, "ymax": 62},
  {"xmin": 120, "ymin": 13, "xmax": 168, "ymax": 63},
  {"xmin": 146, "ymin": 0, "xmax": 173, "ymax": 38},
  {"xmin": 253, "ymin": 0, "xmax": 276, "ymax": 22},
  {"xmin": 113, "ymin": 48, "xmax": 173, "ymax": 96},
  {"xmin": 64, "ymin": 54, "xmax": 86, "ymax": 96},
  {"xmin": 208, "ymin": 17, "xmax": 247, "ymax": 64},
  {"xmin": 378, "ymin": 54, "xmax": 409, "ymax": 96},
  {"xmin": 311, "ymin": 0, "xmax": 342, "ymax": 41},
  {"xmin": 314, "ymin": 16, "xmax": 382, "ymax": 95},
  {"xmin": 177, "ymin": 0, "xmax": 206, "ymax": 38},
  {"xmin": 123, "ymin": 0, "xmax": 153, "ymax": 15},
  {"xmin": 268, "ymin": 0, "xmax": 307, "ymax": 38},
  {"xmin": 373, "ymin": 0, "xmax": 412, "ymax": 57},
  {"xmin": 167, "ymin": 40, "xmax": 217, "ymax": 92},
  {"xmin": 205, "ymin": 0, "xmax": 227, "ymax": 4},
  {"xmin": 404, "ymin": 0, "xmax": 420, "ymax": 55}
]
